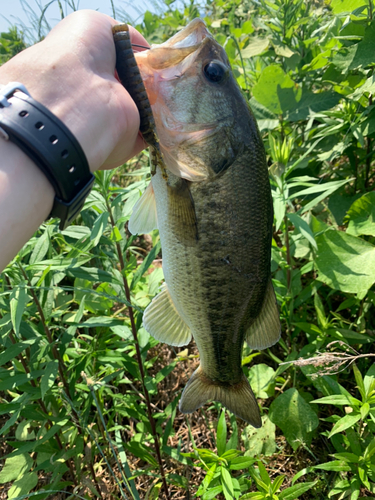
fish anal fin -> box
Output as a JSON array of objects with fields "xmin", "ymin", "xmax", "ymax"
[
  {"xmin": 128, "ymin": 182, "xmax": 158, "ymax": 235},
  {"xmin": 143, "ymin": 283, "xmax": 192, "ymax": 346},
  {"xmin": 167, "ymin": 177, "xmax": 198, "ymax": 245},
  {"xmin": 179, "ymin": 366, "xmax": 262, "ymax": 428},
  {"xmin": 246, "ymin": 280, "xmax": 281, "ymax": 350}
]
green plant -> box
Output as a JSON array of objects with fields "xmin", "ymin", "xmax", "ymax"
[
  {"xmin": 182, "ymin": 410, "xmax": 256, "ymax": 499},
  {"xmin": 240, "ymin": 461, "xmax": 316, "ymax": 500}
]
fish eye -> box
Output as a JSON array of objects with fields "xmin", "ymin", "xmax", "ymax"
[{"xmin": 203, "ymin": 61, "xmax": 228, "ymax": 83}]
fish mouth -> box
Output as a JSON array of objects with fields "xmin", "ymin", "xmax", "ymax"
[
  {"xmin": 135, "ymin": 19, "xmax": 213, "ymax": 72},
  {"xmin": 160, "ymin": 18, "xmax": 211, "ymax": 49}
]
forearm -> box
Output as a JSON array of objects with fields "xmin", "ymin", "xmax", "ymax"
[
  {"xmin": 0, "ymin": 139, "xmax": 54, "ymax": 270},
  {"xmin": 0, "ymin": 10, "xmax": 149, "ymax": 273}
]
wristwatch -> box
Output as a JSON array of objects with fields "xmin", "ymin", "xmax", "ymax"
[{"xmin": 0, "ymin": 82, "xmax": 95, "ymax": 230}]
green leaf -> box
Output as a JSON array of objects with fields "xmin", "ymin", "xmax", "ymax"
[
  {"xmin": 74, "ymin": 279, "xmax": 117, "ymax": 313},
  {"xmin": 257, "ymin": 461, "xmax": 271, "ymax": 486},
  {"xmin": 315, "ymin": 229, "xmax": 375, "ymax": 294},
  {"xmin": 15, "ymin": 421, "xmax": 35, "ymax": 441},
  {"xmin": 328, "ymin": 189, "xmax": 362, "ymax": 226},
  {"xmin": 361, "ymin": 403, "xmax": 372, "ymax": 420},
  {"xmin": 333, "ymin": 452, "xmax": 359, "ymax": 462},
  {"xmin": 242, "ymin": 416, "xmax": 276, "ymax": 457},
  {"xmin": 26, "ymin": 255, "xmax": 91, "ymax": 271},
  {"xmin": 61, "ymin": 225, "xmax": 91, "ymax": 239},
  {"xmin": 248, "ymin": 364, "xmax": 276, "ymax": 398},
  {"xmin": 221, "ymin": 467, "xmax": 235, "ymax": 500},
  {"xmin": 10, "ymin": 285, "xmax": 29, "ymax": 336},
  {"xmin": 272, "ymin": 190, "xmax": 286, "ymax": 232},
  {"xmin": 346, "ymin": 427, "xmax": 362, "ymax": 456},
  {"xmin": 78, "ymin": 317, "xmax": 125, "ymax": 327},
  {"xmin": 131, "ymin": 241, "xmax": 161, "ymax": 290},
  {"xmin": 315, "ymin": 460, "xmax": 351, "ymax": 471},
  {"xmin": 273, "ymin": 43, "xmax": 295, "ymax": 58},
  {"xmin": 197, "ymin": 464, "xmax": 217, "ymax": 495},
  {"xmin": 240, "ymin": 493, "xmax": 265, "ymax": 500},
  {"xmin": 287, "ymin": 213, "xmax": 317, "ymax": 249},
  {"xmin": 0, "ymin": 408, "xmax": 21, "ymax": 436},
  {"xmin": 346, "ymin": 192, "xmax": 375, "ymax": 237},
  {"xmin": 249, "ymin": 97, "xmax": 279, "ymax": 131},
  {"xmin": 229, "ymin": 456, "xmax": 256, "ymax": 470},
  {"xmin": 226, "ymin": 414, "xmax": 238, "ymax": 451},
  {"xmin": 328, "ymin": 413, "xmax": 362, "ymax": 437},
  {"xmin": 90, "ymin": 211, "xmax": 109, "ymax": 245},
  {"xmin": 202, "ymin": 485, "xmax": 223, "ymax": 500},
  {"xmin": 29, "ymin": 230, "xmax": 49, "ymax": 264},
  {"xmin": 252, "ymin": 65, "xmax": 302, "ymax": 115},
  {"xmin": 216, "ymin": 410, "xmax": 227, "ymax": 457},
  {"xmin": 110, "ymin": 226, "xmax": 123, "ymax": 242},
  {"xmin": 41, "ymin": 359, "xmax": 59, "ymax": 400},
  {"xmin": 0, "ymin": 453, "xmax": 33, "ymax": 483},
  {"xmin": 312, "ymin": 394, "xmax": 360, "ymax": 406},
  {"xmin": 286, "ymin": 91, "xmax": 341, "ymax": 122},
  {"xmin": 241, "ymin": 20, "xmax": 254, "ymax": 35},
  {"xmin": 352, "ymin": 363, "xmax": 365, "ymax": 398},
  {"xmin": 125, "ymin": 441, "xmax": 158, "ymax": 467},
  {"xmin": 364, "ymin": 364, "xmax": 375, "ymax": 393},
  {"xmin": 7, "ymin": 471, "xmax": 38, "ymax": 499},
  {"xmin": 300, "ymin": 182, "xmax": 351, "ymax": 215},
  {"xmin": 330, "ymin": 0, "xmax": 367, "ymax": 14},
  {"xmin": 333, "ymin": 22, "xmax": 375, "ymax": 71},
  {"xmin": 272, "ymin": 474, "xmax": 285, "ymax": 493},
  {"xmin": 66, "ymin": 267, "xmax": 114, "ymax": 283},
  {"xmin": 278, "ymin": 481, "xmax": 317, "ymax": 500},
  {"xmin": 0, "ymin": 340, "xmax": 35, "ymax": 367},
  {"xmin": 241, "ymin": 37, "xmax": 270, "ymax": 57},
  {"xmin": 269, "ymin": 388, "xmax": 319, "ymax": 450},
  {"xmin": 350, "ymin": 74, "xmax": 375, "ymax": 100}
]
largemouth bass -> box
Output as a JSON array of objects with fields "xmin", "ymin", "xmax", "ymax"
[{"xmin": 128, "ymin": 19, "xmax": 281, "ymax": 427}]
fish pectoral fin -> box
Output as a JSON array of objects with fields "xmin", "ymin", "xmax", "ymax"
[
  {"xmin": 128, "ymin": 182, "xmax": 158, "ymax": 235},
  {"xmin": 143, "ymin": 283, "xmax": 192, "ymax": 346},
  {"xmin": 179, "ymin": 366, "xmax": 262, "ymax": 428},
  {"xmin": 167, "ymin": 178, "xmax": 198, "ymax": 245},
  {"xmin": 246, "ymin": 280, "xmax": 281, "ymax": 350}
]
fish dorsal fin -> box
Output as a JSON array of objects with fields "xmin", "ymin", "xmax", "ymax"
[
  {"xmin": 143, "ymin": 283, "xmax": 192, "ymax": 346},
  {"xmin": 246, "ymin": 280, "xmax": 281, "ymax": 350},
  {"xmin": 179, "ymin": 366, "xmax": 262, "ymax": 428},
  {"xmin": 128, "ymin": 182, "xmax": 158, "ymax": 235}
]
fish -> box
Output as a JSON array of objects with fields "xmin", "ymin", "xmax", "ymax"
[{"xmin": 128, "ymin": 18, "xmax": 281, "ymax": 427}]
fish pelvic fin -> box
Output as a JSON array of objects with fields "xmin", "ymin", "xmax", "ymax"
[
  {"xmin": 246, "ymin": 280, "xmax": 281, "ymax": 350},
  {"xmin": 143, "ymin": 283, "xmax": 192, "ymax": 346},
  {"xmin": 128, "ymin": 182, "xmax": 158, "ymax": 235},
  {"xmin": 179, "ymin": 366, "xmax": 262, "ymax": 428}
]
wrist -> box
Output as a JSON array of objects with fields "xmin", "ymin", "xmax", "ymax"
[
  {"xmin": 0, "ymin": 138, "xmax": 54, "ymax": 271},
  {"xmin": 0, "ymin": 82, "xmax": 94, "ymax": 229}
]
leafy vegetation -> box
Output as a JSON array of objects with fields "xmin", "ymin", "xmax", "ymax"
[{"xmin": 1, "ymin": 0, "xmax": 375, "ymax": 498}]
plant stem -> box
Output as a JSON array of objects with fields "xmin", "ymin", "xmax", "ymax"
[
  {"xmin": 106, "ymin": 203, "xmax": 171, "ymax": 500},
  {"xmin": 365, "ymin": 94, "xmax": 373, "ymax": 190},
  {"xmin": 18, "ymin": 264, "xmax": 75, "ymax": 409},
  {"xmin": 283, "ymin": 214, "xmax": 291, "ymax": 292}
]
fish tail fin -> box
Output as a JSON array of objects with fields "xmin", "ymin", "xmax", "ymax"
[{"xmin": 179, "ymin": 366, "xmax": 261, "ymax": 428}]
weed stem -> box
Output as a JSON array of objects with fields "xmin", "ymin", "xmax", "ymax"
[{"xmin": 107, "ymin": 201, "xmax": 171, "ymax": 500}]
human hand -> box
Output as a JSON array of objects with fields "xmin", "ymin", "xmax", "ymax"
[{"xmin": 0, "ymin": 10, "xmax": 149, "ymax": 172}]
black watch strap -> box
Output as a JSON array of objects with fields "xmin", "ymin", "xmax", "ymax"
[{"xmin": 0, "ymin": 82, "xmax": 95, "ymax": 230}]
